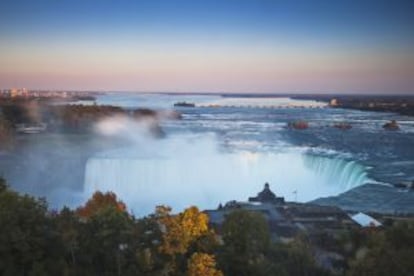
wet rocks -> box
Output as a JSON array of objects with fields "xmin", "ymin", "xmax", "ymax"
[
  {"xmin": 287, "ymin": 120, "xmax": 309, "ymax": 130},
  {"xmin": 333, "ymin": 122, "xmax": 352, "ymax": 130},
  {"xmin": 383, "ymin": 120, "xmax": 400, "ymax": 131}
]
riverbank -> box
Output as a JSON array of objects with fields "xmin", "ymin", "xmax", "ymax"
[{"xmin": 292, "ymin": 94, "xmax": 414, "ymax": 116}]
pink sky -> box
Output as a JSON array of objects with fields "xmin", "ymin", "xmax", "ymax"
[{"xmin": 1, "ymin": 41, "xmax": 413, "ymax": 93}]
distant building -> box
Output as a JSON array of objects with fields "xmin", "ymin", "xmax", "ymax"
[
  {"xmin": 248, "ymin": 182, "xmax": 285, "ymax": 204},
  {"xmin": 350, "ymin": 212, "xmax": 382, "ymax": 227},
  {"xmin": 205, "ymin": 183, "xmax": 359, "ymax": 242}
]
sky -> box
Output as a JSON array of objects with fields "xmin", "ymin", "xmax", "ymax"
[{"xmin": 0, "ymin": 0, "xmax": 413, "ymax": 94}]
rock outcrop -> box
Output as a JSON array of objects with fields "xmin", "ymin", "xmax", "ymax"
[{"xmin": 383, "ymin": 120, "xmax": 399, "ymax": 130}]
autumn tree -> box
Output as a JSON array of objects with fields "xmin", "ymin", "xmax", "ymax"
[
  {"xmin": 76, "ymin": 191, "xmax": 127, "ymax": 218},
  {"xmin": 156, "ymin": 206, "xmax": 210, "ymax": 256},
  {"xmin": 66, "ymin": 191, "xmax": 135, "ymax": 275},
  {"xmin": 77, "ymin": 206, "xmax": 134, "ymax": 275},
  {"xmin": 155, "ymin": 205, "xmax": 214, "ymax": 275},
  {"xmin": 187, "ymin": 253, "xmax": 223, "ymax": 276}
]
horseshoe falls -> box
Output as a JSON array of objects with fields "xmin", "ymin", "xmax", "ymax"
[
  {"xmin": 84, "ymin": 144, "xmax": 370, "ymax": 215},
  {"xmin": 303, "ymin": 155, "xmax": 370, "ymax": 190}
]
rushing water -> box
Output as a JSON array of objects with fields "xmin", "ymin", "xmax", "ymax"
[
  {"xmin": 83, "ymin": 132, "xmax": 371, "ymax": 215},
  {"xmin": 303, "ymin": 155, "xmax": 370, "ymax": 191},
  {"xmin": 2, "ymin": 93, "xmax": 413, "ymax": 214}
]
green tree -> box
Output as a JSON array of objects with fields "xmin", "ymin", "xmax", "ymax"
[
  {"xmin": 75, "ymin": 194, "xmax": 134, "ymax": 275},
  {"xmin": 54, "ymin": 207, "xmax": 82, "ymax": 275},
  {"xmin": 279, "ymin": 237, "xmax": 329, "ymax": 276},
  {"xmin": 347, "ymin": 221, "xmax": 414, "ymax": 276},
  {"xmin": 262, "ymin": 239, "xmax": 332, "ymax": 276},
  {"xmin": 133, "ymin": 215, "xmax": 165, "ymax": 275},
  {"xmin": 0, "ymin": 177, "xmax": 7, "ymax": 192},
  {"xmin": 219, "ymin": 210, "xmax": 270, "ymax": 276},
  {"xmin": 0, "ymin": 116, "xmax": 13, "ymax": 150},
  {"xmin": 0, "ymin": 181, "xmax": 66, "ymax": 275}
]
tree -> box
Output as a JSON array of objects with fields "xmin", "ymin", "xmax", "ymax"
[
  {"xmin": 0, "ymin": 116, "xmax": 13, "ymax": 150},
  {"xmin": 133, "ymin": 215, "xmax": 164, "ymax": 275},
  {"xmin": 155, "ymin": 206, "xmax": 213, "ymax": 275},
  {"xmin": 219, "ymin": 210, "xmax": 270, "ymax": 276},
  {"xmin": 218, "ymin": 209, "xmax": 331, "ymax": 276},
  {"xmin": 0, "ymin": 181, "xmax": 66, "ymax": 275},
  {"xmin": 54, "ymin": 207, "xmax": 81, "ymax": 274},
  {"xmin": 71, "ymin": 191, "xmax": 134, "ymax": 275},
  {"xmin": 0, "ymin": 177, "xmax": 7, "ymax": 192},
  {"xmin": 347, "ymin": 221, "xmax": 414, "ymax": 276},
  {"xmin": 283, "ymin": 237, "xmax": 329, "ymax": 276},
  {"xmin": 76, "ymin": 191, "xmax": 127, "ymax": 218},
  {"xmin": 157, "ymin": 206, "xmax": 210, "ymax": 256},
  {"xmin": 187, "ymin": 253, "xmax": 223, "ymax": 276}
]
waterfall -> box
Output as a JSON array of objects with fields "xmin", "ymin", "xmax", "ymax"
[
  {"xmin": 83, "ymin": 146, "xmax": 371, "ymax": 215},
  {"xmin": 303, "ymin": 155, "xmax": 370, "ymax": 190}
]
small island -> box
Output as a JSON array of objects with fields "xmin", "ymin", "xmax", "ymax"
[{"xmin": 173, "ymin": 101, "xmax": 195, "ymax": 107}]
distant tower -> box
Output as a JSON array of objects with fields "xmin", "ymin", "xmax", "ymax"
[{"xmin": 248, "ymin": 182, "xmax": 285, "ymax": 204}]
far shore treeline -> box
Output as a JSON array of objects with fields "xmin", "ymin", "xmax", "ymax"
[
  {"xmin": 0, "ymin": 177, "xmax": 413, "ymax": 276},
  {"xmin": 0, "ymin": 100, "xmax": 181, "ymax": 150}
]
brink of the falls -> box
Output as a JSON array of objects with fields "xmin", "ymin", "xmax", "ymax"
[{"xmin": 84, "ymin": 143, "xmax": 370, "ymax": 215}]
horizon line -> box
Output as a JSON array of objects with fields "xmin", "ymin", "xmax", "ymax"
[{"xmin": 1, "ymin": 88, "xmax": 414, "ymax": 96}]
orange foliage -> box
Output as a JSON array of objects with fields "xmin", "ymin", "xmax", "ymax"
[
  {"xmin": 77, "ymin": 191, "xmax": 127, "ymax": 218},
  {"xmin": 187, "ymin": 253, "xmax": 223, "ymax": 276},
  {"xmin": 156, "ymin": 206, "xmax": 210, "ymax": 255}
]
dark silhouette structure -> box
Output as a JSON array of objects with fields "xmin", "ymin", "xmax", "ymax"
[{"xmin": 248, "ymin": 183, "xmax": 285, "ymax": 204}]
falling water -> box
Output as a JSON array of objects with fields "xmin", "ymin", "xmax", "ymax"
[
  {"xmin": 303, "ymin": 155, "xmax": 370, "ymax": 190},
  {"xmin": 84, "ymin": 141, "xmax": 370, "ymax": 215}
]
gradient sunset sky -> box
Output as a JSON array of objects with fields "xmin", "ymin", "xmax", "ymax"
[{"xmin": 1, "ymin": 0, "xmax": 413, "ymax": 94}]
